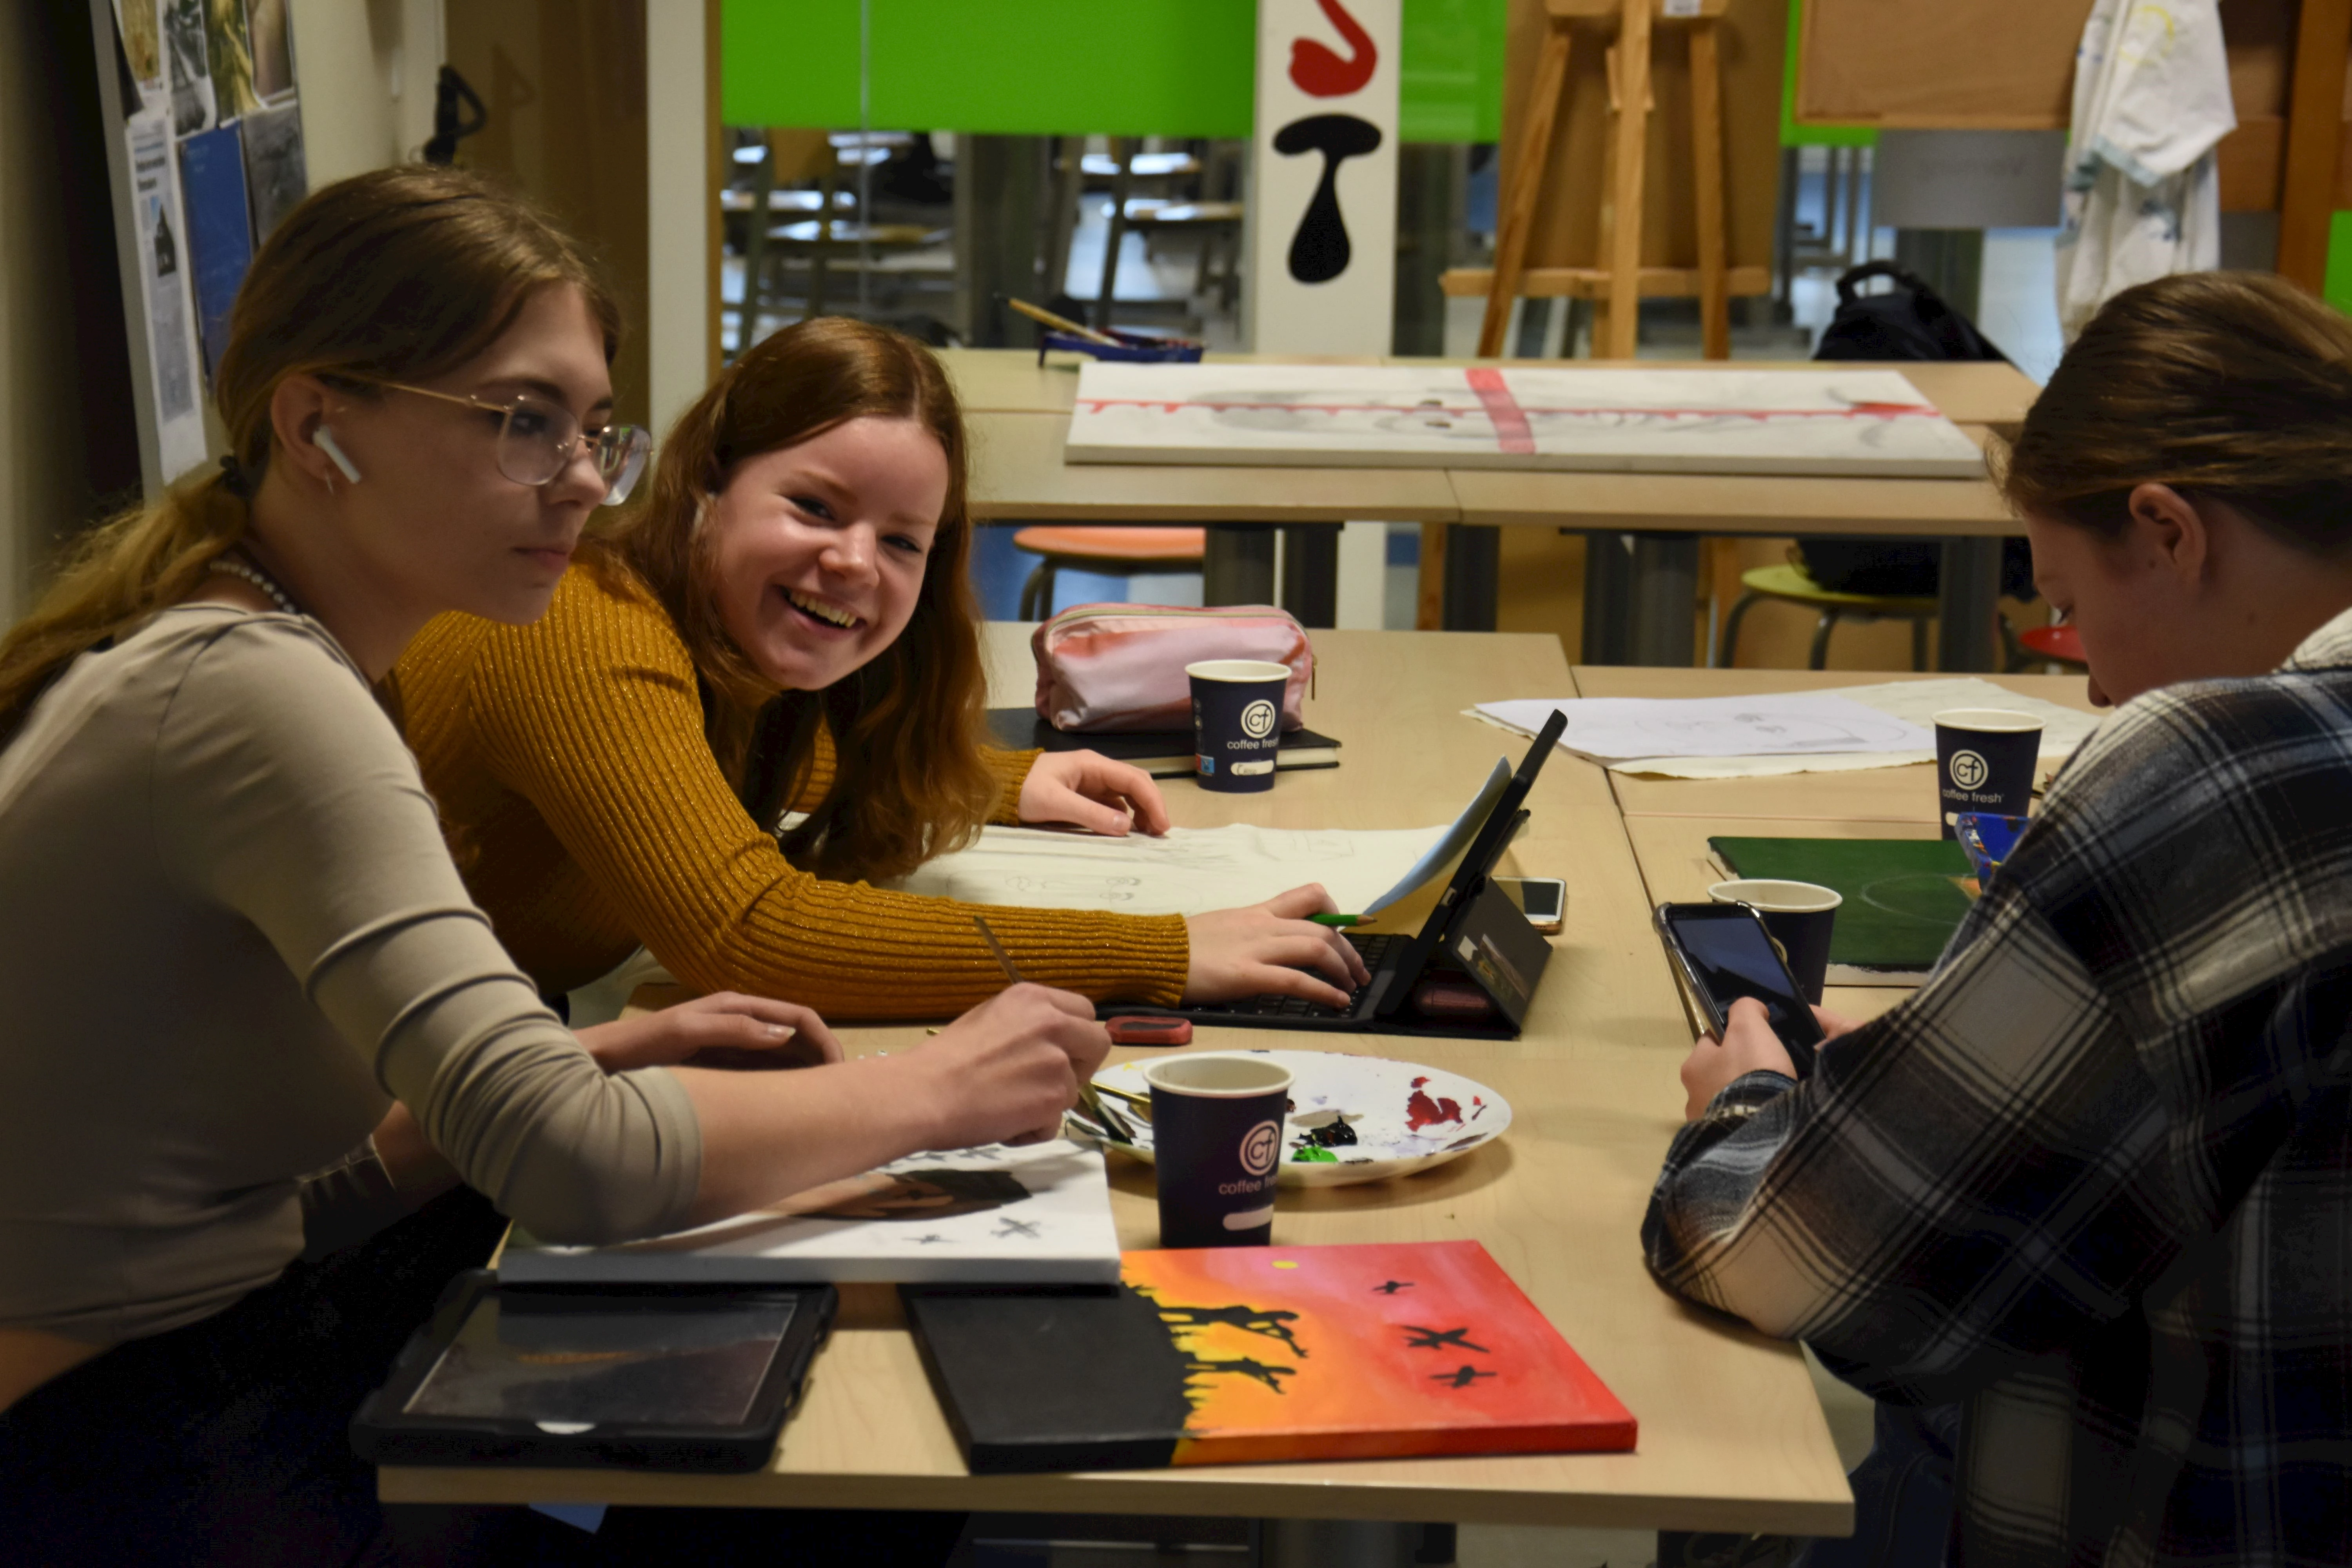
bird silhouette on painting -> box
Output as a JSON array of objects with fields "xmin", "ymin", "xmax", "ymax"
[{"xmin": 1289, "ymin": 0, "xmax": 1378, "ymax": 97}]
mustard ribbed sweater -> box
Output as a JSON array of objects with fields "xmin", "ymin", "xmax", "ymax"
[{"xmin": 392, "ymin": 564, "xmax": 1190, "ymax": 1018}]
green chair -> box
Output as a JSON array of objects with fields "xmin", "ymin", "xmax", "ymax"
[{"xmin": 1716, "ymin": 563, "xmax": 1938, "ymax": 671}]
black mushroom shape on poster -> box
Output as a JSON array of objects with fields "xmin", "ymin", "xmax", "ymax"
[{"xmin": 1273, "ymin": 113, "xmax": 1384, "ymax": 283}]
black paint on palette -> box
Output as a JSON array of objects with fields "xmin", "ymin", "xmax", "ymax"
[
  {"xmin": 1272, "ymin": 114, "xmax": 1383, "ymax": 283},
  {"xmin": 901, "ymin": 1284, "xmax": 1196, "ymax": 1473}
]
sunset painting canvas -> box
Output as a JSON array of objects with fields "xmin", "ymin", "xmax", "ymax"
[{"xmin": 903, "ymin": 1240, "xmax": 1634, "ymax": 1472}]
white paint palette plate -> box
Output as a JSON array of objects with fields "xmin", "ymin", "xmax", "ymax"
[{"xmin": 1088, "ymin": 1051, "xmax": 1511, "ymax": 1187}]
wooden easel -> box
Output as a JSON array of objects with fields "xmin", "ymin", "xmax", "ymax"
[{"xmin": 1479, "ymin": 0, "xmax": 1737, "ymax": 360}]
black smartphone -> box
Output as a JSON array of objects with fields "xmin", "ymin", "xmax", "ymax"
[{"xmin": 1654, "ymin": 901, "xmax": 1825, "ymax": 1077}]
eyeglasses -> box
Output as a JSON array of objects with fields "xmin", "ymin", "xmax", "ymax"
[{"xmin": 369, "ymin": 380, "xmax": 652, "ymax": 505}]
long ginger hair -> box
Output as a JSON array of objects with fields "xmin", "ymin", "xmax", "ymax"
[
  {"xmin": 589, "ymin": 317, "xmax": 996, "ymax": 884},
  {"xmin": 0, "ymin": 166, "xmax": 619, "ymax": 744}
]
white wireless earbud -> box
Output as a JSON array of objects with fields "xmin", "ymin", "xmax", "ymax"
[{"xmin": 314, "ymin": 427, "xmax": 363, "ymax": 485}]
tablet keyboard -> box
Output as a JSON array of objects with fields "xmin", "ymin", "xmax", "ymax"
[{"xmin": 1190, "ymin": 933, "xmax": 1400, "ymax": 1020}]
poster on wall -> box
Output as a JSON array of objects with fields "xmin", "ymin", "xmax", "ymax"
[
  {"xmin": 163, "ymin": 0, "xmax": 214, "ymax": 136},
  {"xmin": 125, "ymin": 110, "xmax": 210, "ymax": 481},
  {"xmin": 179, "ymin": 121, "xmax": 254, "ymax": 380},
  {"xmin": 203, "ymin": 0, "xmax": 261, "ymax": 120},
  {"xmin": 1247, "ymin": 0, "xmax": 1399, "ymax": 355},
  {"xmin": 114, "ymin": 0, "xmax": 163, "ymax": 101},
  {"xmin": 244, "ymin": 0, "xmax": 293, "ymax": 102},
  {"xmin": 240, "ymin": 100, "xmax": 306, "ymax": 240}
]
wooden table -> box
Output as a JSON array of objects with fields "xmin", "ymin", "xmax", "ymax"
[
  {"xmin": 938, "ymin": 350, "xmax": 2042, "ymax": 667},
  {"xmin": 379, "ymin": 628, "xmax": 1853, "ymax": 1543},
  {"xmin": 1583, "ymin": 667, "xmax": 2104, "ymax": 1029}
]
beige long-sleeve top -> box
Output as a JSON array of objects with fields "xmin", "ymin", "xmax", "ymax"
[{"xmin": 0, "ymin": 606, "xmax": 702, "ymax": 1343}]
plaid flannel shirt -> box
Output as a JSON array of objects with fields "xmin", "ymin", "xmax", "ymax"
[{"xmin": 1644, "ymin": 606, "xmax": 2352, "ymax": 1568}]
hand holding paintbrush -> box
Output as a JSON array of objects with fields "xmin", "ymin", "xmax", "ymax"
[{"xmin": 971, "ymin": 916, "xmax": 1136, "ymax": 1144}]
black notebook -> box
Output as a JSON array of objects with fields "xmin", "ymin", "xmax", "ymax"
[{"xmin": 986, "ymin": 708, "xmax": 1340, "ymax": 778}]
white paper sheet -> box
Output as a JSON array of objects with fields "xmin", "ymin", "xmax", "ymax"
[
  {"xmin": 1471, "ymin": 678, "xmax": 2104, "ymax": 779},
  {"xmin": 886, "ymin": 820, "xmax": 1452, "ymax": 918},
  {"xmin": 887, "ymin": 757, "xmax": 1512, "ymax": 918},
  {"xmin": 1475, "ymin": 693, "xmax": 1934, "ymax": 764}
]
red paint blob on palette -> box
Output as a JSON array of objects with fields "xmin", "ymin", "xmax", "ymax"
[{"xmin": 1407, "ymin": 1076, "xmax": 1465, "ymax": 1131}]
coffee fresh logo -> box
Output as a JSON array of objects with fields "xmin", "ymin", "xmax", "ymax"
[
  {"xmin": 1948, "ymin": 749, "xmax": 1989, "ymax": 791},
  {"xmin": 1238, "ymin": 1119, "xmax": 1281, "ymax": 1176},
  {"xmin": 1240, "ymin": 699, "xmax": 1279, "ymax": 740}
]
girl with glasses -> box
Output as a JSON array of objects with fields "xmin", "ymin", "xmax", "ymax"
[
  {"xmin": 386, "ymin": 316, "xmax": 1370, "ymax": 1029},
  {"xmin": 0, "ymin": 168, "xmax": 1091, "ymax": 1565}
]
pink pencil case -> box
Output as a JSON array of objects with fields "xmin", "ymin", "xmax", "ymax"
[{"xmin": 1033, "ymin": 603, "xmax": 1314, "ymax": 733}]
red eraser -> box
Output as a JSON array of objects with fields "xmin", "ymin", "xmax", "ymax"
[{"xmin": 1105, "ymin": 1015, "xmax": 1193, "ymax": 1046}]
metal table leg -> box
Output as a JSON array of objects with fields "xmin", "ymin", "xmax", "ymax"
[
  {"xmin": 1204, "ymin": 524, "xmax": 1278, "ymax": 605},
  {"xmin": 1441, "ymin": 524, "xmax": 1500, "ymax": 632},
  {"xmin": 1583, "ymin": 531, "xmax": 1702, "ymax": 666},
  {"xmin": 1936, "ymin": 536, "xmax": 2002, "ymax": 673},
  {"xmin": 1281, "ymin": 524, "xmax": 1340, "ymax": 627}
]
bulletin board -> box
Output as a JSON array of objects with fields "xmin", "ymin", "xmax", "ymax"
[
  {"xmin": 1791, "ymin": 0, "xmax": 2343, "ymax": 216},
  {"xmin": 1495, "ymin": 0, "xmax": 1788, "ymax": 277}
]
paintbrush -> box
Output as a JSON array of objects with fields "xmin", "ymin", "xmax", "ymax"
[
  {"xmin": 1005, "ymin": 296, "xmax": 1122, "ymax": 347},
  {"xmin": 974, "ymin": 915, "xmax": 1132, "ymax": 1143}
]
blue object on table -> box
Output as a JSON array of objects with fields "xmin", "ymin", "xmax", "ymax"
[
  {"xmin": 1037, "ymin": 327, "xmax": 1204, "ymax": 364},
  {"xmin": 1953, "ymin": 813, "xmax": 2031, "ymax": 882}
]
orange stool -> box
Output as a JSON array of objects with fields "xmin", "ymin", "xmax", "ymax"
[
  {"xmin": 1012, "ymin": 525, "xmax": 1207, "ymax": 619},
  {"xmin": 2016, "ymin": 622, "xmax": 2086, "ymax": 670}
]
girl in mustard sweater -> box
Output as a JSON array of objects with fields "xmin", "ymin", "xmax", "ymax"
[{"xmin": 393, "ymin": 318, "xmax": 1367, "ymax": 1019}]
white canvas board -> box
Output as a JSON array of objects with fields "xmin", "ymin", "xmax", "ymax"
[
  {"xmin": 1067, "ymin": 363, "xmax": 1987, "ymax": 478},
  {"xmin": 499, "ymin": 1140, "xmax": 1121, "ymax": 1285}
]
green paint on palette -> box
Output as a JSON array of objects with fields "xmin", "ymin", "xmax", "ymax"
[{"xmin": 1291, "ymin": 1147, "xmax": 1339, "ymax": 1163}]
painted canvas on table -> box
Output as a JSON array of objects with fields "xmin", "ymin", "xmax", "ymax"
[
  {"xmin": 904, "ymin": 1240, "xmax": 1635, "ymax": 1472},
  {"xmin": 1066, "ymin": 363, "xmax": 1987, "ymax": 478},
  {"xmin": 498, "ymin": 1140, "xmax": 1121, "ymax": 1286}
]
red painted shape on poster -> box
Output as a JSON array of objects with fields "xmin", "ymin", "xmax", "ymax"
[{"xmin": 1289, "ymin": 0, "xmax": 1379, "ymax": 97}]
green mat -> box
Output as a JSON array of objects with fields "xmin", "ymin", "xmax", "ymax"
[{"xmin": 1709, "ymin": 837, "xmax": 1975, "ymax": 973}]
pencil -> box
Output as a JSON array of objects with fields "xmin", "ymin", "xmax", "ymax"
[
  {"xmin": 972, "ymin": 915, "xmax": 1024, "ymax": 985},
  {"xmin": 1005, "ymin": 296, "xmax": 1121, "ymax": 347},
  {"xmin": 1308, "ymin": 912, "xmax": 1364, "ymax": 927}
]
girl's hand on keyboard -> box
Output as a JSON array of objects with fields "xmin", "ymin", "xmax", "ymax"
[{"xmin": 1183, "ymin": 884, "xmax": 1372, "ymax": 1009}]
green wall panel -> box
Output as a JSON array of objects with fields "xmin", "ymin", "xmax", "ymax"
[
  {"xmin": 2327, "ymin": 211, "xmax": 2352, "ymax": 318},
  {"xmin": 722, "ymin": 0, "xmax": 1506, "ymax": 143}
]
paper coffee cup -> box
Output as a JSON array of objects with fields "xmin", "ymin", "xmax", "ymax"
[
  {"xmin": 1708, "ymin": 879, "xmax": 1841, "ymax": 1005},
  {"xmin": 1187, "ymin": 659, "xmax": 1289, "ymax": 795},
  {"xmin": 1932, "ymin": 708, "xmax": 2041, "ymax": 841},
  {"xmin": 1143, "ymin": 1054, "xmax": 1292, "ymax": 1247}
]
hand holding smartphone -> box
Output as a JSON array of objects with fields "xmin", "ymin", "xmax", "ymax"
[{"xmin": 1654, "ymin": 901, "xmax": 1825, "ymax": 1078}]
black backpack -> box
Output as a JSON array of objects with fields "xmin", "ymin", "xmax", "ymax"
[{"xmin": 1799, "ymin": 261, "xmax": 2029, "ymax": 600}]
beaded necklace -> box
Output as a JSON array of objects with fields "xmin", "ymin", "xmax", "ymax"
[{"xmin": 207, "ymin": 554, "xmax": 304, "ymax": 618}]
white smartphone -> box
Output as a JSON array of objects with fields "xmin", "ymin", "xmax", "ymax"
[{"xmin": 1495, "ymin": 877, "xmax": 1565, "ymax": 933}]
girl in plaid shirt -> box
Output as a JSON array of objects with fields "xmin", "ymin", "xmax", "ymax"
[{"xmin": 1648, "ymin": 272, "xmax": 2352, "ymax": 1567}]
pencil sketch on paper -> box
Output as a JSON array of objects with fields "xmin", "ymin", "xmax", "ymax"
[
  {"xmin": 1066, "ymin": 363, "xmax": 1987, "ymax": 478},
  {"xmin": 887, "ymin": 821, "xmax": 1452, "ymax": 918}
]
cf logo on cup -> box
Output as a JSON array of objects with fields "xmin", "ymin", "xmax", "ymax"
[
  {"xmin": 1238, "ymin": 1120, "xmax": 1281, "ymax": 1177},
  {"xmin": 1948, "ymin": 749, "xmax": 1989, "ymax": 791},
  {"xmin": 1240, "ymin": 699, "xmax": 1278, "ymax": 740}
]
